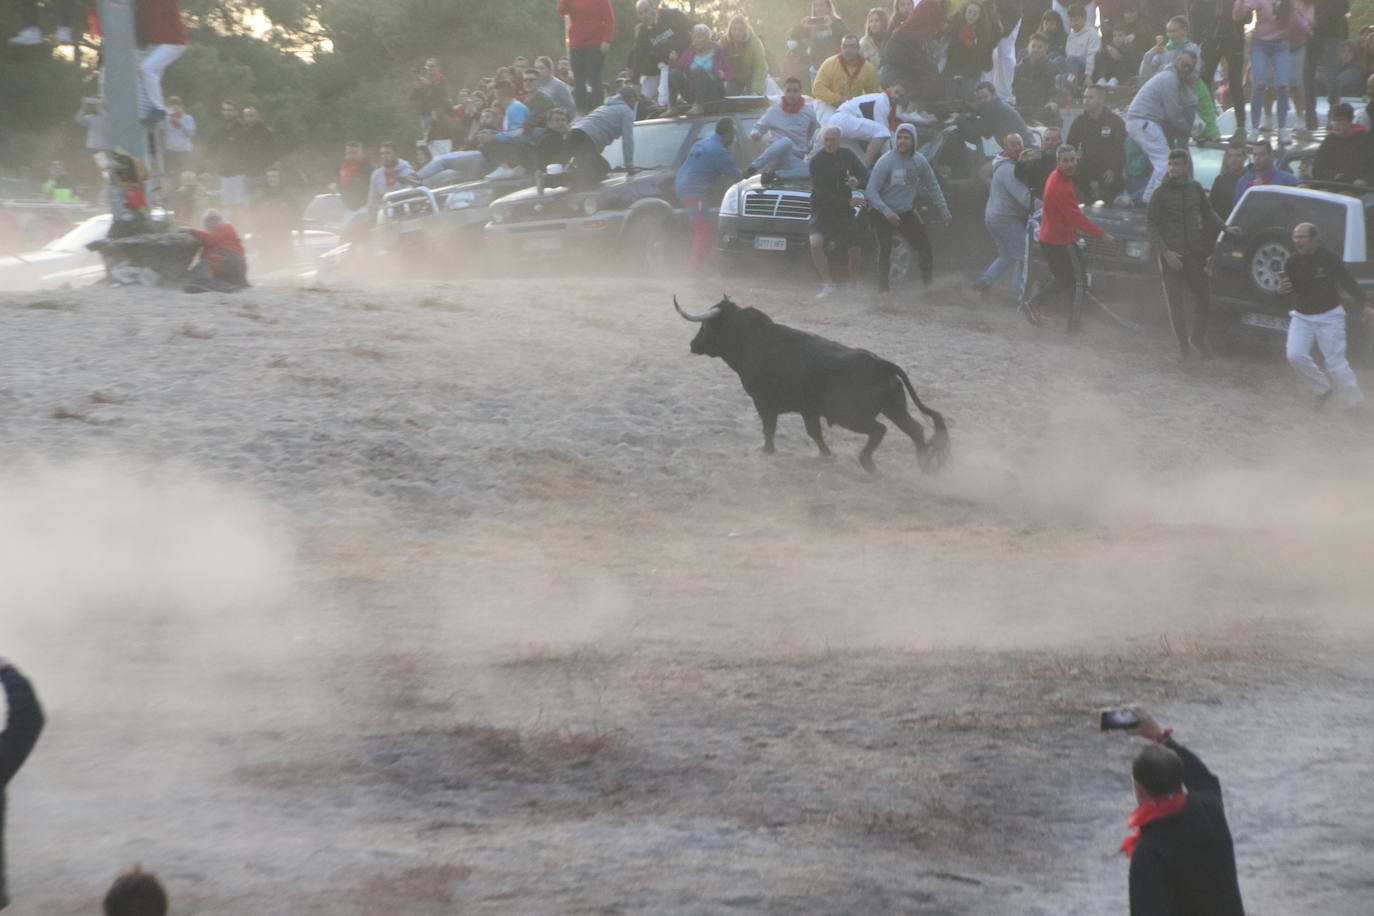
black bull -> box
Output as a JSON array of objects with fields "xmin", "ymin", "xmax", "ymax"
[{"xmin": 675, "ymin": 296, "xmax": 950, "ymax": 473}]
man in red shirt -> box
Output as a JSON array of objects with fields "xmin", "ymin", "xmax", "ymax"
[
  {"xmin": 1021, "ymin": 144, "xmax": 1114, "ymax": 332},
  {"xmin": 185, "ymin": 209, "xmax": 248, "ymax": 292},
  {"xmin": 557, "ymin": 0, "xmax": 616, "ymax": 115}
]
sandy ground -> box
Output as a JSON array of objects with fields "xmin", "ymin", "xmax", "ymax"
[{"xmin": 1, "ymin": 272, "xmax": 1372, "ymax": 914}]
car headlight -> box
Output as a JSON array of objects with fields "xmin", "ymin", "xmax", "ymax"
[
  {"xmin": 582, "ymin": 196, "xmax": 600, "ymax": 217},
  {"xmin": 719, "ymin": 188, "xmax": 740, "ymax": 217},
  {"xmin": 1124, "ymin": 240, "xmax": 1148, "ymax": 260}
]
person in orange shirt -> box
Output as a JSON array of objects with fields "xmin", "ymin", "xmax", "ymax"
[{"xmin": 185, "ymin": 209, "xmax": 248, "ymax": 292}]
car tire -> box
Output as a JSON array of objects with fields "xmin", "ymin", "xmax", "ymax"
[
  {"xmin": 627, "ymin": 214, "xmax": 672, "ymax": 274},
  {"xmin": 1246, "ymin": 229, "xmax": 1295, "ymax": 298}
]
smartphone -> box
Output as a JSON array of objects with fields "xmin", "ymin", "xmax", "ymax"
[{"xmin": 1100, "ymin": 708, "xmax": 1140, "ymax": 731}]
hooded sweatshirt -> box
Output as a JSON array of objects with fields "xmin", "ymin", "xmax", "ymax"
[
  {"xmin": 724, "ymin": 17, "xmax": 769, "ymax": 93},
  {"xmin": 985, "ymin": 152, "xmax": 1033, "ymax": 222},
  {"xmin": 1137, "ymin": 38, "xmax": 1202, "ymax": 82},
  {"xmin": 571, "ymin": 96, "xmax": 637, "ymax": 170},
  {"xmin": 1126, "ymin": 68, "xmax": 1195, "ymax": 137},
  {"xmin": 866, "ymin": 124, "xmax": 949, "ymax": 220}
]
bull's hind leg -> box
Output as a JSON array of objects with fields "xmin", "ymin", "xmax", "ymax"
[
  {"xmin": 856, "ymin": 419, "xmax": 887, "ymax": 473},
  {"xmin": 885, "ymin": 407, "xmax": 932, "ymax": 469},
  {"xmin": 802, "ymin": 413, "xmax": 831, "ymax": 457}
]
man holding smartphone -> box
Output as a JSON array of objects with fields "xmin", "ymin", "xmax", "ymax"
[
  {"xmin": 1278, "ymin": 222, "xmax": 1373, "ymax": 412},
  {"xmin": 1106, "ymin": 707, "xmax": 1244, "ymax": 916}
]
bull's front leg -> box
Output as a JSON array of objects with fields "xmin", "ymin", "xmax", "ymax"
[
  {"xmin": 757, "ymin": 409, "xmax": 778, "ymax": 454},
  {"xmin": 802, "ymin": 413, "xmax": 831, "ymax": 457}
]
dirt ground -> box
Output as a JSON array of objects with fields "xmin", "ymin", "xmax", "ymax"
[{"xmin": 1, "ymin": 272, "xmax": 1372, "ymax": 914}]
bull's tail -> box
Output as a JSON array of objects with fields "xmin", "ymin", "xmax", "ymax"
[{"xmin": 895, "ymin": 367, "xmax": 950, "ymax": 470}]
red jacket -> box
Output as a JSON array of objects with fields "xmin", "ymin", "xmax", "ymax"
[
  {"xmin": 190, "ymin": 223, "xmax": 245, "ymax": 278},
  {"xmin": 894, "ymin": 0, "xmax": 947, "ymax": 43},
  {"xmin": 557, "ymin": 0, "xmax": 615, "ymax": 50},
  {"xmin": 1039, "ymin": 168, "xmax": 1105, "ymax": 244},
  {"xmin": 136, "ymin": 0, "xmax": 187, "ymax": 46}
]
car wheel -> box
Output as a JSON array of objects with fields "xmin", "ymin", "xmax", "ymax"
[
  {"xmin": 629, "ymin": 215, "xmax": 672, "ymax": 274},
  {"xmin": 1247, "ymin": 229, "xmax": 1294, "ymax": 297}
]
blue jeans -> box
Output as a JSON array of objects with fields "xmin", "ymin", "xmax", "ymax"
[
  {"xmin": 418, "ymin": 150, "xmax": 485, "ymax": 182},
  {"xmin": 751, "ymin": 137, "xmax": 809, "ymax": 179},
  {"xmin": 980, "ymin": 216, "xmax": 1027, "ymax": 299},
  {"xmin": 1250, "ymin": 37, "xmax": 1290, "ymax": 129}
]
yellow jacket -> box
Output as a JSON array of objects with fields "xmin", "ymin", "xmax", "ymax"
[{"xmin": 811, "ymin": 54, "xmax": 879, "ymax": 108}]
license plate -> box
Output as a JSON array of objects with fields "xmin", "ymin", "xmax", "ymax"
[
  {"xmin": 520, "ymin": 235, "xmax": 563, "ymax": 251},
  {"xmin": 754, "ymin": 236, "xmax": 787, "ymax": 251},
  {"xmin": 1240, "ymin": 311, "xmax": 1288, "ymax": 331}
]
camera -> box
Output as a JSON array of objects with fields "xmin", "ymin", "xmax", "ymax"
[{"xmin": 1100, "ymin": 708, "xmax": 1140, "ymax": 731}]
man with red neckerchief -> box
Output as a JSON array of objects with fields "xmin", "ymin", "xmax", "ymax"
[{"xmin": 1114, "ymin": 706, "xmax": 1245, "ymax": 916}]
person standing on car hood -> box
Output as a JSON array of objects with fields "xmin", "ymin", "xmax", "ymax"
[
  {"xmin": 746, "ymin": 77, "xmax": 821, "ymax": 182},
  {"xmin": 1277, "ymin": 222, "xmax": 1374, "ymax": 411},
  {"xmin": 1147, "ymin": 148, "xmax": 1238, "ymax": 359},
  {"xmin": 675, "ymin": 117, "xmax": 743, "ymax": 270},
  {"xmin": 1126, "ymin": 51, "xmax": 1200, "ymax": 202},
  {"xmin": 866, "ymin": 122, "xmax": 949, "ymax": 292},
  {"xmin": 566, "ymin": 87, "xmax": 638, "ymax": 187}
]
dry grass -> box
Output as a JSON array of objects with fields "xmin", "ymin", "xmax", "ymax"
[
  {"xmin": 447, "ymin": 722, "xmax": 625, "ymax": 773},
  {"xmin": 88, "ymin": 390, "xmax": 128, "ymax": 405},
  {"xmin": 49, "ymin": 406, "xmax": 92, "ymax": 422},
  {"xmin": 280, "ymin": 371, "xmax": 343, "ymax": 389},
  {"xmin": 349, "ymin": 864, "xmax": 474, "ymax": 912},
  {"xmin": 417, "ymin": 295, "xmax": 467, "ymax": 311},
  {"xmin": 345, "ymin": 343, "xmax": 387, "ymax": 361},
  {"xmin": 23, "ymin": 299, "xmax": 77, "ymax": 311}
]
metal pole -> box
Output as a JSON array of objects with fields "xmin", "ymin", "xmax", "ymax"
[{"xmin": 96, "ymin": 0, "xmax": 149, "ymax": 223}]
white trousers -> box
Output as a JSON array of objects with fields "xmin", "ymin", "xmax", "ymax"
[
  {"xmin": 140, "ymin": 43, "xmax": 186, "ymax": 114},
  {"xmin": 1286, "ymin": 306, "xmax": 1364, "ymax": 406},
  {"xmin": 993, "ymin": 21, "xmax": 1020, "ymax": 102},
  {"xmin": 1126, "ymin": 117, "xmax": 1170, "ymax": 202},
  {"xmin": 639, "ymin": 63, "xmax": 671, "ymax": 107}
]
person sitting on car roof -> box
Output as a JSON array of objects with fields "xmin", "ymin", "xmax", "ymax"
[
  {"xmin": 1234, "ymin": 138, "xmax": 1298, "ymax": 203},
  {"xmin": 1313, "ymin": 102, "xmax": 1374, "ymax": 186},
  {"xmin": 669, "ymin": 24, "xmax": 733, "ymax": 115},
  {"xmin": 1066, "ymin": 84, "xmax": 1127, "ymax": 204},
  {"xmin": 812, "ymin": 33, "xmax": 880, "ymax": 127},
  {"xmin": 723, "ymin": 15, "xmax": 768, "ymax": 95},
  {"xmin": 745, "ymin": 77, "xmax": 821, "ymax": 183},
  {"xmin": 831, "ymin": 81, "xmax": 920, "ymax": 168}
]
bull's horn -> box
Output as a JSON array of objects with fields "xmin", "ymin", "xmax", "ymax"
[{"xmin": 673, "ymin": 295, "xmax": 720, "ymax": 322}]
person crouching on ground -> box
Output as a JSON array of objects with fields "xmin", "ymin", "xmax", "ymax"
[
  {"xmin": 866, "ymin": 122, "xmax": 949, "ymax": 293},
  {"xmin": 1277, "ymin": 222, "xmax": 1374, "ymax": 412},
  {"xmin": 1109, "ymin": 707, "xmax": 1245, "ymax": 915},
  {"xmin": 185, "ymin": 209, "xmax": 248, "ymax": 293}
]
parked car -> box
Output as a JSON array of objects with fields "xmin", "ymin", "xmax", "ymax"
[
  {"xmin": 485, "ymin": 103, "xmax": 766, "ymax": 273},
  {"xmin": 1208, "ymin": 182, "xmax": 1374, "ymax": 357},
  {"xmin": 373, "ymin": 172, "xmax": 535, "ymax": 266},
  {"xmin": 0, "ymin": 212, "xmax": 112, "ymax": 289},
  {"xmin": 715, "ymin": 110, "xmax": 1004, "ymax": 285}
]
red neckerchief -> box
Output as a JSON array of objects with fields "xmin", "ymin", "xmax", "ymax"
[
  {"xmin": 957, "ymin": 23, "xmax": 977, "ymax": 48},
  {"xmin": 339, "ymin": 158, "xmax": 362, "ymax": 185},
  {"xmin": 1121, "ymin": 792, "xmax": 1188, "ymax": 858},
  {"xmin": 781, "ymin": 95, "xmax": 805, "ymax": 114},
  {"xmin": 839, "ymin": 53, "xmax": 868, "ymax": 80},
  {"xmin": 885, "ymin": 88, "xmax": 901, "ymax": 132}
]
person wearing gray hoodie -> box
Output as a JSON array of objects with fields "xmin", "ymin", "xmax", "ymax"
[
  {"xmin": 1126, "ymin": 53, "xmax": 1199, "ymax": 202},
  {"xmin": 865, "ymin": 122, "xmax": 948, "ymax": 291},
  {"xmin": 568, "ymin": 88, "xmax": 639, "ymax": 186},
  {"xmin": 974, "ymin": 132, "xmax": 1034, "ymax": 300}
]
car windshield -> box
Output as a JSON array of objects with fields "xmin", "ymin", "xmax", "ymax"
[
  {"xmin": 1233, "ymin": 191, "xmax": 1349, "ymax": 255},
  {"xmin": 605, "ymin": 120, "xmax": 694, "ymax": 170},
  {"xmin": 40, "ymin": 216, "xmax": 111, "ymax": 252},
  {"xmin": 1191, "ymin": 147, "xmax": 1224, "ymax": 189}
]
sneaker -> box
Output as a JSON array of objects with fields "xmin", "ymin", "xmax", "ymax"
[
  {"xmin": 1277, "ymin": 127, "xmax": 1291, "ymax": 146},
  {"xmin": 485, "ymin": 165, "xmax": 525, "ymax": 180},
  {"xmin": 760, "ymin": 170, "xmax": 779, "ymax": 187},
  {"xmin": 1245, "ymin": 127, "xmax": 1259, "ymax": 143},
  {"xmin": 741, "ymin": 166, "xmax": 758, "ymax": 180},
  {"xmin": 1106, "ymin": 77, "xmax": 1119, "ymax": 88},
  {"xmin": 1314, "ymin": 389, "xmax": 1333, "ymax": 412},
  {"xmin": 816, "ymin": 283, "xmax": 836, "ymax": 300},
  {"xmin": 7, "ymin": 26, "xmax": 42, "ymax": 45},
  {"xmin": 1018, "ymin": 301, "xmax": 1044, "ymax": 326},
  {"xmin": 54, "ymin": 26, "xmax": 72, "ymax": 44}
]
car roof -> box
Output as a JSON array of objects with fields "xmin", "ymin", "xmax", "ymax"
[{"xmin": 1240, "ymin": 184, "xmax": 1365, "ymax": 208}]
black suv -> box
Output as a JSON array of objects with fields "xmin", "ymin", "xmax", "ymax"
[{"xmin": 485, "ymin": 103, "xmax": 765, "ymax": 272}]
